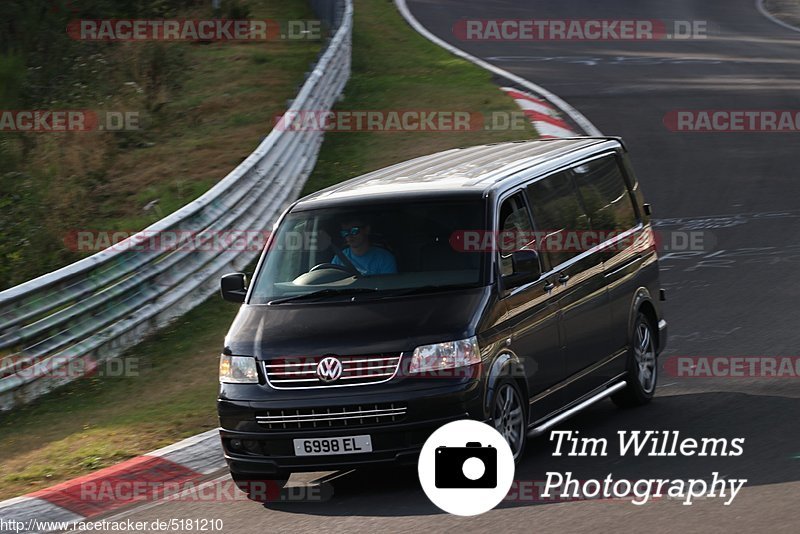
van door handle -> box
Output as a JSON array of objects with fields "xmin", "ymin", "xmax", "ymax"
[
  {"xmin": 558, "ymin": 273, "xmax": 570, "ymax": 285},
  {"xmin": 543, "ymin": 280, "xmax": 555, "ymax": 292},
  {"xmin": 604, "ymin": 255, "xmax": 643, "ymax": 278}
]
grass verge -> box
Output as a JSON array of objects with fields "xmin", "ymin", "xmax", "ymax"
[
  {"xmin": 0, "ymin": 298, "xmax": 236, "ymax": 498},
  {"xmin": 0, "ymin": 0, "xmax": 536, "ymax": 501},
  {"xmin": 302, "ymin": 0, "xmax": 535, "ymax": 194},
  {"xmin": 0, "ymin": 0, "xmax": 321, "ymax": 290}
]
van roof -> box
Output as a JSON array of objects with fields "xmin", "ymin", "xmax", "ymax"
[{"xmin": 296, "ymin": 138, "xmax": 622, "ymax": 208}]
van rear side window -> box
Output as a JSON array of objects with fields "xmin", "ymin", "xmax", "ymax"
[
  {"xmin": 526, "ymin": 171, "xmax": 590, "ymax": 267},
  {"xmin": 571, "ymin": 155, "xmax": 639, "ymax": 233}
]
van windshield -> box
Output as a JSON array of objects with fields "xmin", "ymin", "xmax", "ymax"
[{"xmin": 249, "ymin": 199, "xmax": 488, "ymax": 304}]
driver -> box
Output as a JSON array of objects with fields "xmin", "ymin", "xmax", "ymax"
[{"xmin": 332, "ymin": 216, "xmax": 397, "ymax": 275}]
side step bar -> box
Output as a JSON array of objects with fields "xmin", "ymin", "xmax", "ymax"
[{"xmin": 527, "ymin": 381, "xmax": 627, "ymax": 438}]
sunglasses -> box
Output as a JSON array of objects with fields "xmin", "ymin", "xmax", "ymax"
[{"xmin": 339, "ymin": 226, "xmax": 362, "ymax": 238}]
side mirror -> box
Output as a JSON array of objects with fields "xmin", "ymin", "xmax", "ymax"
[
  {"xmin": 502, "ymin": 250, "xmax": 542, "ymax": 289},
  {"xmin": 220, "ymin": 272, "xmax": 247, "ymax": 303}
]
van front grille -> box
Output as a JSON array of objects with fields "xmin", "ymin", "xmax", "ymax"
[{"xmin": 263, "ymin": 353, "xmax": 401, "ymax": 389}]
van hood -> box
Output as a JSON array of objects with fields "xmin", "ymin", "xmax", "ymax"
[{"xmin": 223, "ymin": 287, "xmax": 495, "ymax": 359}]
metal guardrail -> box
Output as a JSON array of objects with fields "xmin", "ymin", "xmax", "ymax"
[{"xmin": 0, "ymin": 0, "xmax": 353, "ymax": 411}]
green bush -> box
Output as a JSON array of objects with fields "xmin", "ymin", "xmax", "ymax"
[{"xmin": 0, "ymin": 54, "xmax": 25, "ymax": 108}]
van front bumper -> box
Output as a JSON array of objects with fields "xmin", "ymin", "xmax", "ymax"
[{"xmin": 218, "ymin": 377, "xmax": 483, "ymax": 476}]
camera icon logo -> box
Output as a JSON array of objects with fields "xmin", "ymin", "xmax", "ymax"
[
  {"xmin": 418, "ymin": 420, "xmax": 515, "ymax": 516},
  {"xmin": 435, "ymin": 442, "xmax": 497, "ymax": 489}
]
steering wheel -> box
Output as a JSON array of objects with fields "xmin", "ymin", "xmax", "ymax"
[{"xmin": 309, "ymin": 262, "xmax": 359, "ymax": 276}]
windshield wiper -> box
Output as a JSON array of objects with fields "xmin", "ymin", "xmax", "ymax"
[
  {"xmin": 373, "ymin": 283, "xmax": 482, "ymax": 298},
  {"xmin": 268, "ymin": 287, "xmax": 378, "ymax": 304}
]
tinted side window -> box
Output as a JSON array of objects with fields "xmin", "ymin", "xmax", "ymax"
[
  {"xmin": 527, "ymin": 171, "xmax": 590, "ymax": 267},
  {"xmin": 571, "ymin": 155, "xmax": 638, "ymax": 233},
  {"xmin": 497, "ymin": 193, "xmax": 535, "ymax": 277}
]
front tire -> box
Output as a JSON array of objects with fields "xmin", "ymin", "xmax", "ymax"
[{"xmin": 612, "ymin": 312, "xmax": 658, "ymax": 408}]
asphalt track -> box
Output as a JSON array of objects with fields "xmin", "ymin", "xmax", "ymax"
[{"xmin": 81, "ymin": 1, "xmax": 800, "ymax": 532}]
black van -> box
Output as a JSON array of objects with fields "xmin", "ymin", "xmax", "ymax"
[{"xmin": 217, "ymin": 137, "xmax": 667, "ymax": 496}]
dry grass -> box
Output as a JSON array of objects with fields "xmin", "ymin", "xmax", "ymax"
[
  {"xmin": 303, "ymin": 0, "xmax": 536, "ymax": 194},
  {"xmin": 1, "ymin": 0, "xmax": 321, "ymax": 287}
]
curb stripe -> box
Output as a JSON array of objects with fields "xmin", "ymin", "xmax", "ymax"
[
  {"xmin": 30, "ymin": 456, "xmax": 199, "ymax": 517},
  {"xmin": 499, "ymin": 86, "xmax": 580, "ymax": 137},
  {"xmin": 534, "ymin": 121, "xmax": 579, "ymax": 138},
  {"xmin": 501, "ymin": 88, "xmax": 556, "ymax": 110},
  {"xmin": 512, "ymin": 98, "xmax": 562, "ymax": 117},
  {"xmin": 395, "ymin": 0, "xmax": 602, "ymax": 135},
  {"xmin": 149, "ymin": 429, "xmax": 225, "ymax": 475},
  {"xmin": 0, "ymin": 430, "xmax": 225, "ymax": 529},
  {"xmin": 523, "ymin": 110, "xmax": 573, "ymax": 130}
]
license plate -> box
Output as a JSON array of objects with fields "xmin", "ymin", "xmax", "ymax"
[{"xmin": 293, "ymin": 435, "xmax": 372, "ymax": 456}]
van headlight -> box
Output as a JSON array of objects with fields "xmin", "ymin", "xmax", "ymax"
[
  {"xmin": 219, "ymin": 355, "xmax": 259, "ymax": 383},
  {"xmin": 408, "ymin": 336, "xmax": 481, "ymax": 374}
]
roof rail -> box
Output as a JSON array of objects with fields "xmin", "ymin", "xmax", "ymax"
[{"xmin": 535, "ymin": 135, "xmax": 628, "ymax": 151}]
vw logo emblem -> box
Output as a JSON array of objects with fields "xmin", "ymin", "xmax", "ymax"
[{"xmin": 317, "ymin": 356, "xmax": 343, "ymax": 382}]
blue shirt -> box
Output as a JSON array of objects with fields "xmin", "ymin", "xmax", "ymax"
[{"xmin": 332, "ymin": 246, "xmax": 397, "ymax": 275}]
